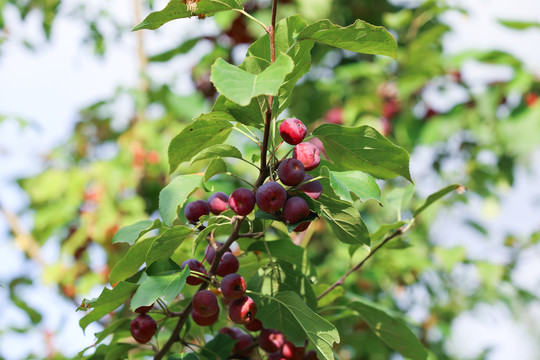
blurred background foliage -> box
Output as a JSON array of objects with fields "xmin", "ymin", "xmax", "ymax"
[{"xmin": 1, "ymin": 0, "xmax": 540, "ymax": 359}]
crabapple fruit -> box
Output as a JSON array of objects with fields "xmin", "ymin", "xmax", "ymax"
[
  {"xmin": 233, "ymin": 334, "xmax": 255, "ymax": 357},
  {"xmin": 259, "ymin": 329, "xmax": 284, "ymax": 353},
  {"xmin": 204, "ymin": 242, "xmax": 231, "ymax": 265},
  {"xmin": 192, "ymin": 290, "xmax": 219, "ymax": 317},
  {"xmin": 298, "ymin": 175, "xmax": 323, "ymax": 200},
  {"xmin": 229, "ymin": 188, "xmax": 256, "ymax": 216},
  {"xmin": 184, "ymin": 200, "xmax": 210, "ymax": 223},
  {"xmin": 208, "ymin": 192, "xmax": 229, "ymax": 215},
  {"xmin": 282, "ymin": 197, "xmax": 310, "ymax": 225},
  {"xmin": 219, "ymin": 327, "xmax": 244, "ymax": 339},
  {"xmin": 256, "ymin": 181, "xmax": 287, "ymax": 213},
  {"xmin": 278, "ymin": 159, "xmax": 305, "ymax": 186},
  {"xmin": 293, "ymin": 143, "xmax": 320, "ymax": 171},
  {"xmin": 229, "ymin": 296, "xmax": 257, "ymax": 325},
  {"xmin": 130, "ymin": 314, "xmax": 157, "ymax": 344},
  {"xmin": 221, "ymin": 273, "xmax": 246, "ymax": 300},
  {"xmin": 244, "ymin": 318, "xmax": 263, "ymax": 332},
  {"xmin": 303, "ymin": 350, "xmax": 319, "ymax": 360},
  {"xmin": 191, "ymin": 308, "xmax": 219, "ymax": 326},
  {"xmin": 293, "ymin": 221, "xmax": 310, "ymax": 232},
  {"xmin": 279, "ymin": 118, "xmax": 306, "ymax": 145},
  {"xmin": 216, "ymin": 252, "xmax": 240, "ymax": 277},
  {"xmin": 181, "ymin": 258, "xmax": 207, "ymax": 286}
]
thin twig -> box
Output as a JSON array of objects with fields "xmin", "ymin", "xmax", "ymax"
[{"xmin": 317, "ymin": 222, "xmax": 413, "ymax": 301}]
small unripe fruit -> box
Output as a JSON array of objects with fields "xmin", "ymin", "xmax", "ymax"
[
  {"xmin": 298, "ymin": 175, "xmax": 323, "ymax": 200},
  {"xmin": 256, "ymin": 181, "xmax": 287, "ymax": 213},
  {"xmin": 192, "ymin": 290, "xmax": 219, "ymax": 317},
  {"xmin": 282, "ymin": 197, "xmax": 310, "ymax": 225},
  {"xmin": 229, "ymin": 188, "xmax": 256, "ymax": 216},
  {"xmin": 293, "ymin": 143, "xmax": 320, "ymax": 171},
  {"xmin": 216, "ymin": 253, "xmax": 240, "ymax": 277},
  {"xmin": 233, "ymin": 334, "xmax": 255, "ymax": 357},
  {"xmin": 278, "ymin": 159, "xmax": 305, "ymax": 186},
  {"xmin": 229, "ymin": 296, "xmax": 257, "ymax": 324},
  {"xmin": 181, "ymin": 259, "xmax": 207, "ymax": 286},
  {"xmin": 184, "ymin": 200, "xmax": 210, "ymax": 223},
  {"xmin": 244, "ymin": 318, "xmax": 263, "ymax": 332},
  {"xmin": 130, "ymin": 314, "xmax": 157, "ymax": 344},
  {"xmin": 191, "ymin": 308, "xmax": 219, "ymax": 326},
  {"xmin": 259, "ymin": 329, "xmax": 284, "ymax": 353},
  {"xmin": 279, "ymin": 118, "xmax": 307, "ymax": 145},
  {"xmin": 208, "ymin": 192, "xmax": 229, "ymax": 215},
  {"xmin": 221, "ymin": 273, "xmax": 246, "ymax": 300}
]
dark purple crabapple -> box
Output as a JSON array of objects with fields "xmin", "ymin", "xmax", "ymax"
[
  {"xmin": 298, "ymin": 175, "xmax": 323, "ymax": 200},
  {"xmin": 221, "ymin": 273, "xmax": 246, "ymax": 300},
  {"xmin": 229, "ymin": 295, "xmax": 257, "ymax": 325},
  {"xmin": 192, "ymin": 290, "xmax": 219, "ymax": 317},
  {"xmin": 278, "ymin": 158, "xmax": 305, "ymax": 186},
  {"xmin": 181, "ymin": 258, "xmax": 207, "ymax": 286},
  {"xmin": 293, "ymin": 142, "xmax": 320, "ymax": 171},
  {"xmin": 279, "ymin": 118, "xmax": 307, "ymax": 145},
  {"xmin": 282, "ymin": 196, "xmax": 310, "ymax": 225},
  {"xmin": 229, "ymin": 188, "xmax": 256, "ymax": 216},
  {"xmin": 191, "ymin": 308, "xmax": 219, "ymax": 326},
  {"xmin": 184, "ymin": 200, "xmax": 210, "ymax": 223},
  {"xmin": 130, "ymin": 314, "xmax": 157, "ymax": 344},
  {"xmin": 256, "ymin": 181, "xmax": 287, "ymax": 213},
  {"xmin": 204, "ymin": 242, "xmax": 231, "ymax": 265},
  {"xmin": 216, "ymin": 252, "xmax": 240, "ymax": 277},
  {"xmin": 208, "ymin": 191, "xmax": 229, "ymax": 215},
  {"xmin": 218, "ymin": 326, "xmax": 244, "ymax": 339},
  {"xmin": 233, "ymin": 334, "xmax": 255, "ymax": 357}
]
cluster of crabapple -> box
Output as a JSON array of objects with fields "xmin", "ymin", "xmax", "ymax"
[{"xmin": 183, "ymin": 117, "xmax": 323, "ymax": 233}]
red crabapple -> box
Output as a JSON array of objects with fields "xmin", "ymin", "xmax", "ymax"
[
  {"xmin": 229, "ymin": 296, "xmax": 257, "ymax": 325},
  {"xmin": 256, "ymin": 181, "xmax": 287, "ymax": 213},
  {"xmin": 282, "ymin": 197, "xmax": 310, "ymax": 225},
  {"xmin": 130, "ymin": 314, "xmax": 157, "ymax": 344},
  {"xmin": 184, "ymin": 200, "xmax": 210, "ymax": 223},
  {"xmin": 216, "ymin": 253, "xmax": 240, "ymax": 277},
  {"xmin": 192, "ymin": 290, "xmax": 219, "ymax": 317},
  {"xmin": 293, "ymin": 143, "xmax": 320, "ymax": 171},
  {"xmin": 233, "ymin": 334, "xmax": 255, "ymax": 357},
  {"xmin": 181, "ymin": 259, "xmax": 207, "ymax": 286},
  {"xmin": 191, "ymin": 308, "xmax": 219, "ymax": 326},
  {"xmin": 204, "ymin": 242, "xmax": 231, "ymax": 265},
  {"xmin": 208, "ymin": 192, "xmax": 229, "ymax": 215},
  {"xmin": 298, "ymin": 175, "xmax": 323, "ymax": 200},
  {"xmin": 279, "ymin": 118, "xmax": 307, "ymax": 145},
  {"xmin": 259, "ymin": 329, "xmax": 284, "ymax": 353},
  {"xmin": 244, "ymin": 318, "xmax": 263, "ymax": 332},
  {"xmin": 229, "ymin": 188, "xmax": 256, "ymax": 216},
  {"xmin": 278, "ymin": 159, "xmax": 305, "ymax": 186},
  {"xmin": 221, "ymin": 273, "xmax": 246, "ymax": 300}
]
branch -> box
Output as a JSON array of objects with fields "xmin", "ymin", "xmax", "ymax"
[{"xmin": 317, "ymin": 222, "xmax": 413, "ymax": 301}]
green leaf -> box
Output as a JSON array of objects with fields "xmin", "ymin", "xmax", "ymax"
[
  {"xmin": 168, "ymin": 111, "xmax": 234, "ymax": 173},
  {"xmin": 199, "ymin": 334, "xmax": 236, "ymax": 360},
  {"xmin": 112, "ymin": 219, "xmax": 161, "ymax": 245},
  {"xmin": 109, "ymin": 237, "xmax": 155, "ymax": 284},
  {"xmin": 297, "ymin": 19, "xmax": 397, "ymax": 59},
  {"xmin": 255, "ymin": 291, "xmax": 340, "ymax": 360},
  {"xmin": 210, "ymin": 54, "xmax": 294, "ymax": 106},
  {"xmin": 130, "ymin": 267, "xmax": 190, "ymax": 310},
  {"xmin": 204, "ymin": 158, "xmax": 228, "ymax": 182},
  {"xmin": 133, "ymin": 0, "xmax": 242, "ymax": 31},
  {"xmin": 9, "ymin": 278, "xmax": 42, "ymax": 324},
  {"xmin": 146, "ymin": 226, "xmax": 193, "ymax": 265},
  {"xmin": 247, "ymin": 239, "xmax": 304, "ymax": 269},
  {"xmin": 316, "ymin": 195, "xmax": 370, "ymax": 245},
  {"xmin": 313, "ymin": 124, "xmax": 411, "ymax": 181},
  {"xmin": 190, "ymin": 144, "xmax": 243, "ymax": 165},
  {"xmin": 224, "ymin": 98, "xmax": 266, "ymax": 127},
  {"xmin": 351, "ymin": 298, "xmax": 427, "ymax": 360},
  {"xmin": 370, "ymin": 221, "xmax": 406, "ymax": 243},
  {"xmin": 320, "ymin": 166, "xmax": 380, "ymax": 202},
  {"xmin": 79, "ymin": 281, "xmax": 138, "ymax": 331},
  {"xmin": 94, "ymin": 318, "xmax": 131, "ymax": 345},
  {"xmin": 498, "ymin": 19, "xmax": 540, "ymax": 30},
  {"xmin": 159, "ymin": 174, "xmax": 203, "ymax": 226},
  {"xmin": 413, "ymin": 184, "xmax": 463, "ymax": 217}
]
